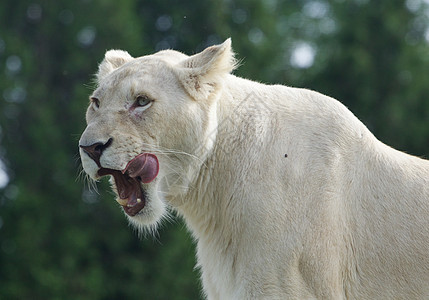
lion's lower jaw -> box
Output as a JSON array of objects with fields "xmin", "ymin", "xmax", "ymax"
[{"xmin": 125, "ymin": 189, "xmax": 168, "ymax": 235}]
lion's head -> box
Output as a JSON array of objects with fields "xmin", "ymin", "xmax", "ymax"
[{"xmin": 79, "ymin": 39, "xmax": 236, "ymax": 231}]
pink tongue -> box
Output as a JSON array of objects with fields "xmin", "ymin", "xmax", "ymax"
[{"xmin": 123, "ymin": 153, "xmax": 159, "ymax": 183}]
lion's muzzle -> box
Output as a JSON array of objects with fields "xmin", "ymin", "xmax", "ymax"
[{"xmin": 80, "ymin": 138, "xmax": 160, "ymax": 216}]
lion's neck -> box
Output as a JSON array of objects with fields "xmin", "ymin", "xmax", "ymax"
[
  {"xmin": 176, "ymin": 86, "xmax": 244, "ymax": 238},
  {"xmin": 175, "ymin": 78, "xmax": 262, "ymax": 246}
]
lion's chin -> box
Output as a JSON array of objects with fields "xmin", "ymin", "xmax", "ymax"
[
  {"xmin": 123, "ymin": 185, "xmax": 167, "ymax": 233},
  {"xmin": 105, "ymin": 176, "xmax": 167, "ymax": 230}
]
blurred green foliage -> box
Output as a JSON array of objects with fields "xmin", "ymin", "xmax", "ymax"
[{"xmin": 0, "ymin": 0, "xmax": 428, "ymax": 299}]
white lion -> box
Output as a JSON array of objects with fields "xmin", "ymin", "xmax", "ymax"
[{"xmin": 79, "ymin": 39, "xmax": 429, "ymax": 299}]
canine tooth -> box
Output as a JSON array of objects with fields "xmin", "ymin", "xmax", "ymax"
[
  {"xmin": 116, "ymin": 198, "xmax": 128, "ymax": 206},
  {"xmin": 137, "ymin": 198, "xmax": 141, "ymax": 203}
]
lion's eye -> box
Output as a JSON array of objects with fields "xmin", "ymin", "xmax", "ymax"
[
  {"xmin": 90, "ymin": 97, "xmax": 100, "ymax": 109},
  {"xmin": 136, "ymin": 95, "xmax": 152, "ymax": 107}
]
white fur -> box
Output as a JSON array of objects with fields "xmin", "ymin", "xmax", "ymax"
[{"xmin": 79, "ymin": 39, "xmax": 429, "ymax": 299}]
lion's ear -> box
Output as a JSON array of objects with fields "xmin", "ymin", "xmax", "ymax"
[
  {"xmin": 175, "ymin": 38, "xmax": 237, "ymax": 100},
  {"xmin": 96, "ymin": 50, "xmax": 133, "ymax": 83}
]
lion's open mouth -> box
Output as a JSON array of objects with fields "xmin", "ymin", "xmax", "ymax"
[{"xmin": 97, "ymin": 153, "xmax": 159, "ymax": 216}]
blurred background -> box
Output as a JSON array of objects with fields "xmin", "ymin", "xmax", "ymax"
[{"xmin": 0, "ymin": 0, "xmax": 428, "ymax": 299}]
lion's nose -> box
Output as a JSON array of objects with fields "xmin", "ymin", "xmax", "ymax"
[{"xmin": 80, "ymin": 138, "xmax": 113, "ymax": 167}]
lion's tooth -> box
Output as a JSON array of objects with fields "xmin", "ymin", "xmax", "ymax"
[
  {"xmin": 137, "ymin": 198, "xmax": 141, "ymax": 203},
  {"xmin": 116, "ymin": 198, "xmax": 128, "ymax": 206}
]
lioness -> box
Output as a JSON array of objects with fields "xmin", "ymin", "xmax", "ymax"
[{"xmin": 79, "ymin": 39, "xmax": 429, "ymax": 299}]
